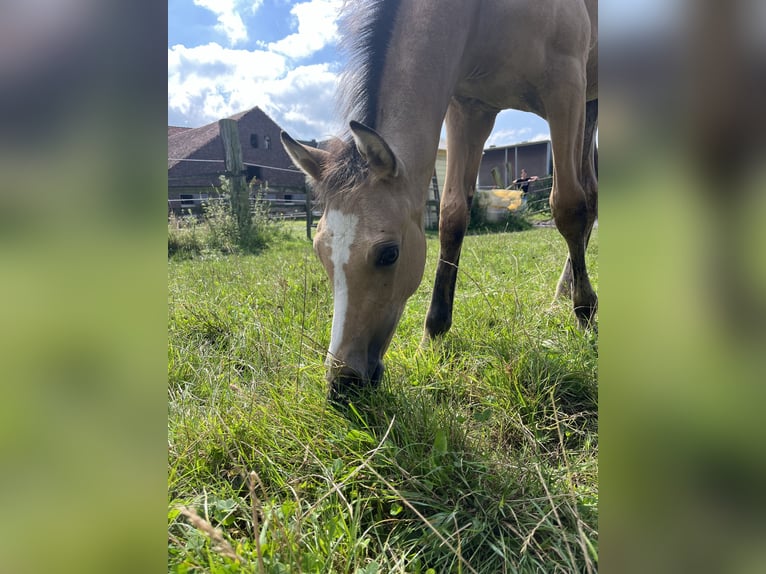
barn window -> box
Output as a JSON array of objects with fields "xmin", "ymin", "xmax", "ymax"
[
  {"xmin": 246, "ymin": 165, "xmax": 262, "ymax": 182},
  {"xmin": 250, "ymin": 134, "xmax": 259, "ymax": 148},
  {"xmin": 180, "ymin": 194, "xmax": 195, "ymax": 208},
  {"xmin": 264, "ymin": 136, "xmax": 271, "ymax": 150}
]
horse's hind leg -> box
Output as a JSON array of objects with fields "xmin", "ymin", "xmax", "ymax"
[
  {"xmin": 424, "ymin": 97, "xmax": 498, "ymax": 340},
  {"xmin": 554, "ymin": 99, "xmax": 598, "ymax": 301},
  {"xmin": 547, "ymin": 86, "xmax": 598, "ymax": 326}
]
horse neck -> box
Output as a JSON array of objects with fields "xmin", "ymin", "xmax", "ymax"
[{"xmin": 371, "ymin": 0, "xmax": 475, "ymax": 198}]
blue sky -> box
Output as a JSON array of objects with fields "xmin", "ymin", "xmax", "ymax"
[{"xmin": 168, "ymin": 0, "xmax": 553, "ymax": 147}]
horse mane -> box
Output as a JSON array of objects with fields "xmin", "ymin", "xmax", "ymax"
[
  {"xmin": 313, "ymin": 0, "xmax": 401, "ymax": 204},
  {"xmin": 314, "ymin": 0, "xmax": 400, "ymax": 206},
  {"xmin": 337, "ymin": 0, "xmax": 402, "ymax": 129}
]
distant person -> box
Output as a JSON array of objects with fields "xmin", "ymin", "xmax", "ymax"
[{"xmin": 513, "ymin": 168, "xmax": 538, "ymax": 194}]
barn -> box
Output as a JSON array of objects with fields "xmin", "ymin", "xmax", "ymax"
[
  {"xmin": 168, "ymin": 107, "xmax": 308, "ymax": 214},
  {"xmin": 478, "ymin": 140, "xmax": 552, "ymax": 189}
]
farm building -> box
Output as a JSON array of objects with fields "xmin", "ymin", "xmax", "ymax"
[
  {"xmin": 478, "ymin": 140, "xmax": 552, "ymax": 189},
  {"xmin": 168, "ymin": 107, "xmax": 308, "ymax": 214}
]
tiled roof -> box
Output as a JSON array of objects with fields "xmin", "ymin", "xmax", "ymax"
[
  {"xmin": 168, "ymin": 106, "xmax": 306, "ymax": 189},
  {"xmin": 168, "ymin": 126, "xmax": 192, "ymax": 137},
  {"xmin": 168, "ymin": 121, "xmax": 220, "ymax": 170}
]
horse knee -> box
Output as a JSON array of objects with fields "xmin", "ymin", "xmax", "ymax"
[
  {"xmin": 552, "ymin": 197, "xmax": 588, "ymax": 242},
  {"xmin": 439, "ymin": 193, "xmax": 470, "ymax": 236}
]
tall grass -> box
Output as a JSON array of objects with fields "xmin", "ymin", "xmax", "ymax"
[{"xmin": 168, "ymin": 224, "xmax": 598, "ymax": 573}]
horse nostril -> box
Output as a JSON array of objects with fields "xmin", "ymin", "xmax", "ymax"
[
  {"xmin": 329, "ymin": 365, "xmax": 363, "ymax": 385},
  {"xmin": 328, "ymin": 372, "xmax": 367, "ymax": 406}
]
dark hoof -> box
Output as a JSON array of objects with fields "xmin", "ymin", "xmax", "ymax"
[
  {"xmin": 424, "ymin": 313, "xmax": 452, "ymax": 340},
  {"xmin": 574, "ymin": 302, "xmax": 598, "ymax": 330}
]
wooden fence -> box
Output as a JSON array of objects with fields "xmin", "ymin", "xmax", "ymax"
[{"xmin": 168, "ymin": 194, "xmax": 319, "ymax": 239}]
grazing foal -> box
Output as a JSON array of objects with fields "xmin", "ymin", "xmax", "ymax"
[{"xmin": 282, "ymin": 0, "xmax": 598, "ymax": 401}]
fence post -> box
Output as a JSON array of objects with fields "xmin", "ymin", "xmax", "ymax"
[{"xmin": 218, "ymin": 119, "xmax": 250, "ymax": 237}]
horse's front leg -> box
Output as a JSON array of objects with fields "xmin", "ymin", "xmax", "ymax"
[{"xmin": 424, "ymin": 98, "xmax": 498, "ymax": 341}]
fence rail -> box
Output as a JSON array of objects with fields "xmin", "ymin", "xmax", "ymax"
[
  {"xmin": 167, "ymin": 196, "xmax": 311, "ymax": 211},
  {"xmin": 169, "ymin": 195, "xmax": 320, "ymax": 238}
]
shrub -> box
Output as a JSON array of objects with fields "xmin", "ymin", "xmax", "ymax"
[
  {"xmin": 167, "ymin": 178, "xmax": 286, "ymax": 259},
  {"xmin": 202, "ymin": 192, "xmax": 240, "ymax": 255}
]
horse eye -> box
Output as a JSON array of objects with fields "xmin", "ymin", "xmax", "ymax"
[{"xmin": 375, "ymin": 245, "xmax": 399, "ymax": 267}]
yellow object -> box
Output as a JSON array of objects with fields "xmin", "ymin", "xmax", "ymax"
[
  {"xmin": 501, "ymin": 189, "xmax": 526, "ymax": 212},
  {"xmin": 490, "ymin": 189, "xmax": 525, "ymax": 210},
  {"xmin": 476, "ymin": 189, "xmax": 526, "ymax": 222}
]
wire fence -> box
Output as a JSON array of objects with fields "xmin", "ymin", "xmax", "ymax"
[
  {"xmin": 168, "ymin": 155, "xmax": 313, "ymax": 218},
  {"xmin": 168, "ymin": 196, "xmax": 316, "ymax": 220},
  {"xmin": 168, "ymin": 157, "xmax": 304, "ymax": 174},
  {"xmin": 167, "ymin": 156, "xmax": 554, "ymax": 228}
]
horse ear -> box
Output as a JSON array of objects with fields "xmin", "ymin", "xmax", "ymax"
[
  {"xmin": 280, "ymin": 131, "xmax": 329, "ymax": 181},
  {"xmin": 349, "ymin": 121, "xmax": 399, "ymax": 179}
]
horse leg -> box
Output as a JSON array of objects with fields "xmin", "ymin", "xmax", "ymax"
[
  {"xmin": 547, "ymin": 85, "xmax": 598, "ymax": 326},
  {"xmin": 554, "ymin": 98, "xmax": 598, "ymax": 301},
  {"xmin": 424, "ymin": 97, "xmax": 498, "ymax": 340}
]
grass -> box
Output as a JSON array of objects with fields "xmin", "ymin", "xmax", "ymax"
[{"xmin": 168, "ymin": 222, "xmax": 598, "ymax": 573}]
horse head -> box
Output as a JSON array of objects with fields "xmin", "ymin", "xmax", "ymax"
[{"xmin": 281, "ymin": 122, "xmax": 426, "ymax": 403}]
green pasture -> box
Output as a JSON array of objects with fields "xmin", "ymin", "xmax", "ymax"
[{"xmin": 168, "ymin": 222, "xmax": 598, "ymax": 573}]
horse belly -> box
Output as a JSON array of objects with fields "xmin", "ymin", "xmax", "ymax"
[
  {"xmin": 453, "ymin": 0, "xmax": 593, "ymax": 113},
  {"xmin": 454, "ymin": 76, "xmax": 544, "ymax": 116}
]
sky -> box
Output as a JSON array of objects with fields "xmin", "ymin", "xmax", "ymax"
[{"xmin": 167, "ymin": 0, "xmax": 552, "ymax": 147}]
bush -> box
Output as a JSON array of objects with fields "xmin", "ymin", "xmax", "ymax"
[
  {"xmin": 168, "ymin": 178, "xmax": 286, "ymax": 259},
  {"xmin": 201, "ymin": 193, "xmax": 240, "ymax": 255}
]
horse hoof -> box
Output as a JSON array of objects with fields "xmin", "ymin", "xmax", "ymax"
[
  {"xmin": 419, "ymin": 331, "xmax": 438, "ymax": 348},
  {"xmin": 574, "ymin": 303, "xmax": 597, "ymax": 329}
]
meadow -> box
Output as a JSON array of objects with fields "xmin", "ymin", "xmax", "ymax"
[{"xmin": 168, "ymin": 222, "xmax": 598, "ymax": 573}]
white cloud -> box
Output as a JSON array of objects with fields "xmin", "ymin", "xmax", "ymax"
[
  {"xmin": 484, "ymin": 127, "xmax": 550, "ymax": 147},
  {"xmin": 267, "ymin": 0, "xmax": 342, "ymax": 59},
  {"xmin": 485, "ymin": 128, "xmax": 531, "ymax": 147},
  {"xmin": 193, "ymin": 0, "xmax": 253, "ymax": 46},
  {"xmin": 168, "ymin": 42, "xmax": 342, "ymax": 139},
  {"xmin": 261, "ymin": 64, "xmax": 342, "ymax": 138}
]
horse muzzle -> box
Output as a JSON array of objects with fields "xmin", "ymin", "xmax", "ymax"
[{"xmin": 326, "ymin": 360, "xmax": 384, "ymax": 405}]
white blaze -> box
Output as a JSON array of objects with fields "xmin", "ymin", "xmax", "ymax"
[{"xmin": 325, "ymin": 209, "xmax": 359, "ymax": 359}]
